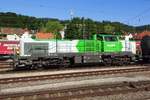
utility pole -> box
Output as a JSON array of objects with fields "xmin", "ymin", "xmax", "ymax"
[
  {"xmin": 82, "ymin": 17, "xmax": 85, "ymax": 39},
  {"xmin": 70, "ymin": 9, "xmax": 74, "ymax": 20}
]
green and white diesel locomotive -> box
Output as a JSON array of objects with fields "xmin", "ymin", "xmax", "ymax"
[{"xmin": 13, "ymin": 34, "xmax": 137, "ymax": 69}]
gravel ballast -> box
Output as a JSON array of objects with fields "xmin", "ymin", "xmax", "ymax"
[{"xmin": 1, "ymin": 74, "xmax": 150, "ymax": 95}]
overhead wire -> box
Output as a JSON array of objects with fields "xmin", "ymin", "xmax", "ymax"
[{"xmin": 126, "ymin": 7, "xmax": 150, "ymax": 25}]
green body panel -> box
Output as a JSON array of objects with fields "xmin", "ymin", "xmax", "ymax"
[
  {"xmin": 102, "ymin": 41, "xmax": 122, "ymax": 52},
  {"xmin": 76, "ymin": 40, "xmax": 102, "ymax": 53},
  {"xmin": 77, "ymin": 34, "xmax": 123, "ymax": 53}
]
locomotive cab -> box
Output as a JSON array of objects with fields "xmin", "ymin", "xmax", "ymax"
[{"xmin": 94, "ymin": 34, "xmax": 122, "ymax": 52}]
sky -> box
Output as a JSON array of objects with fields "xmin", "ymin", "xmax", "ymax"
[{"xmin": 0, "ymin": 0, "xmax": 150, "ymax": 26}]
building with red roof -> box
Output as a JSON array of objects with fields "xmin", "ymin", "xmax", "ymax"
[
  {"xmin": 134, "ymin": 31, "xmax": 150, "ymax": 40},
  {"xmin": 0, "ymin": 27, "xmax": 28, "ymax": 35},
  {"xmin": 36, "ymin": 32, "xmax": 55, "ymax": 39}
]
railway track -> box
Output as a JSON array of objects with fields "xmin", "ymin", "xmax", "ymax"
[
  {"xmin": 0, "ymin": 60, "xmax": 13, "ymax": 69},
  {"xmin": 1, "ymin": 80, "xmax": 150, "ymax": 100},
  {"xmin": 0, "ymin": 67, "xmax": 150, "ymax": 84}
]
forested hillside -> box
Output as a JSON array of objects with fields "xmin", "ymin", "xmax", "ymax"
[
  {"xmin": 0, "ymin": 12, "xmax": 150, "ymax": 39},
  {"xmin": 0, "ymin": 12, "xmax": 58, "ymax": 30}
]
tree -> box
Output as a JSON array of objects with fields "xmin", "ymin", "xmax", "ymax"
[
  {"xmin": 40, "ymin": 20, "xmax": 64, "ymax": 39},
  {"xmin": 65, "ymin": 17, "xmax": 83, "ymax": 39},
  {"xmin": 40, "ymin": 20, "xmax": 64, "ymax": 33},
  {"xmin": 0, "ymin": 12, "xmax": 148, "ymax": 36},
  {"xmin": 104, "ymin": 24, "xmax": 115, "ymax": 33},
  {"xmin": 65, "ymin": 17, "xmax": 97, "ymax": 39},
  {"xmin": 84, "ymin": 18, "xmax": 97, "ymax": 39}
]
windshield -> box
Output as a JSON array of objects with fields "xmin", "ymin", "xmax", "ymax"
[{"xmin": 104, "ymin": 36, "xmax": 118, "ymax": 41}]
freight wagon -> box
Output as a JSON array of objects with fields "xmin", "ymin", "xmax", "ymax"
[
  {"xmin": 0, "ymin": 41, "xmax": 19, "ymax": 59},
  {"xmin": 141, "ymin": 35, "xmax": 150, "ymax": 62},
  {"xmin": 13, "ymin": 34, "xmax": 137, "ymax": 69}
]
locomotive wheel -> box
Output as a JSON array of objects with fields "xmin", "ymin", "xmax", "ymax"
[
  {"xmin": 62, "ymin": 61, "xmax": 70, "ymax": 68},
  {"xmin": 125, "ymin": 57, "xmax": 132, "ymax": 65},
  {"xmin": 117, "ymin": 60, "xmax": 124, "ymax": 66},
  {"xmin": 111, "ymin": 58, "xmax": 123, "ymax": 66},
  {"xmin": 30, "ymin": 65, "xmax": 36, "ymax": 70},
  {"xmin": 103, "ymin": 57, "xmax": 112, "ymax": 66},
  {"xmin": 118, "ymin": 57, "xmax": 125, "ymax": 66},
  {"xmin": 30, "ymin": 64, "xmax": 43, "ymax": 70},
  {"xmin": 60, "ymin": 57, "xmax": 71, "ymax": 68}
]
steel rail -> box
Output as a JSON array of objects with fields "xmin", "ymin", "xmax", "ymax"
[
  {"xmin": 0, "ymin": 67, "xmax": 150, "ymax": 84},
  {"xmin": 0, "ymin": 81, "xmax": 150, "ymax": 100}
]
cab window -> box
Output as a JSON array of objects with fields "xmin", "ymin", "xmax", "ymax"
[
  {"xmin": 104, "ymin": 36, "xmax": 117, "ymax": 41},
  {"xmin": 97, "ymin": 36, "xmax": 103, "ymax": 41}
]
